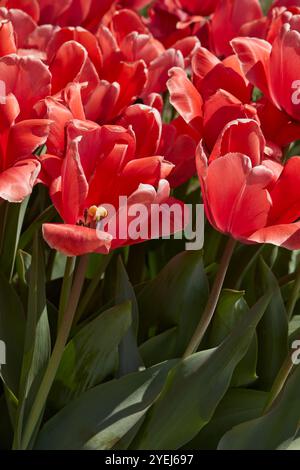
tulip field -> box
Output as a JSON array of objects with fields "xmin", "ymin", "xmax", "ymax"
[{"xmin": 1, "ymin": 0, "xmax": 300, "ymax": 453}]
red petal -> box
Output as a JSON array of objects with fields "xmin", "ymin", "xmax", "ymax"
[
  {"xmin": 210, "ymin": 118, "xmax": 265, "ymax": 167},
  {"xmin": 249, "ymin": 223, "xmax": 300, "ymax": 249},
  {"xmin": 47, "ymin": 27, "xmax": 103, "ymax": 73},
  {"xmin": 0, "ymin": 54, "xmax": 51, "ymax": 120},
  {"xmin": 268, "ymin": 157, "xmax": 300, "ymax": 225},
  {"xmin": 198, "ymin": 152, "xmax": 273, "ymax": 239},
  {"xmin": 167, "ymin": 67, "xmax": 203, "ymax": 134},
  {"xmin": 231, "ymin": 37, "xmax": 271, "ymax": 98},
  {"xmin": 203, "ymin": 90, "xmax": 258, "ymax": 150},
  {"xmin": 0, "ymin": 20, "xmax": 17, "ymax": 55},
  {"xmin": 118, "ymin": 104, "xmax": 162, "ymax": 157},
  {"xmin": 269, "ymin": 24, "xmax": 300, "ymax": 120},
  {"xmin": 0, "ymin": 157, "xmax": 40, "ymax": 202},
  {"xmin": 5, "ymin": 119, "xmax": 50, "ymax": 172},
  {"xmin": 49, "ymin": 40, "xmax": 99, "ymax": 96},
  {"xmin": 43, "ymin": 223, "xmax": 112, "ymax": 256},
  {"xmin": 211, "ymin": 0, "xmax": 263, "ymax": 57},
  {"xmin": 61, "ymin": 137, "xmax": 88, "ymax": 224},
  {"xmin": 143, "ymin": 49, "xmax": 184, "ymax": 97}
]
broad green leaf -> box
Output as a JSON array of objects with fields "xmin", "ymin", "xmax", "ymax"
[
  {"xmin": 14, "ymin": 234, "xmax": 50, "ymax": 448},
  {"xmin": 226, "ymin": 244, "xmax": 263, "ymax": 290},
  {"xmin": 138, "ymin": 251, "xmax": 209, "ymax": 356},
  {"xmin": 19, "ymin": 205, "xmax": 57, "ymax": 250},
  {"xmin": 49, "ymin": 302, "xmax": 132, "ymax": 409},
  {"xmin": 260, "ymin": 0, "xmax": 273, "ymax": 14},
  {"xmin": 185, "ymin": 389, "xmax": 268, "ymax": 450},
  {"xmin": 256, "ymin": 258, "xmax": 288, "ymax": 389},
  {"xmin": 0, "ymin": 199, "xmax": 29, "ymax": 280},
  {"xmin": 35, "ymin": 360, "xmax": 177, "ymax": 450},
  {"xmin": 0, "ymin": 273, "xmax": 25, "ymax": 396},
  {"xmin": 140, "ymin": 327, "xmax": 178, "ymax": 367},
  {"xmin": 289, "ymin": 316, "xmax": 300, "ymax": 338},
  {"xmin": 133, "ymin": 294, "xmax": 271, "ymax": 450},
  {"xmin": 218, "ymin": 363, "xmax": 300, "ymax": 450},
  {"xmin": 115, "ymin": 257, "xmax": 143, "ymax": 376},
  {"xmin": 16, "ymin": 250, "xmax": 31, "ymax": 286},
  {"xmin": 286, "ymin": 435, "xmax": 300, "ymax": 450},
  {"xmin": 209, "ymin": 290, "xmax": 258, "ymax": 387},
  {"xmin": 0, "ymin": 395, "xmax": 13, "ymax": 450}
]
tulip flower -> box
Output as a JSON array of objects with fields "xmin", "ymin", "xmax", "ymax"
[
  {"xmin": 42, "ymin": 120, "xmax": 185, "ymax": 256},
  {"xmin": 232, "ymin": 17, "xmax": 300, "ymax": 122},
  {"xmin": 0, "ymin": 54, "xmax": 51, "ymax": 201},
  {"xmin": 210, "ymin": 0, "xmax": 263, "ymax": 57},
  {"xmin": 197, "ymin": 118, "xmax": 300, "ymax": 249},
  {"xmin": 167, "ymin": 65, "xmax": 258, "ymax": 150}
]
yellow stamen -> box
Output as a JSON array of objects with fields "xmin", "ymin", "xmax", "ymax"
[{"xmin": 88, "ymin": 205, "xmax": 108, "ymax": 222}]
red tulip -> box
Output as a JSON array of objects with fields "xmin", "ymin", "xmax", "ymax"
[
  {"xmin": 197, "ymin": 118, "xmax": 300, "ymax": 249},
  {"xmin": 232, "ymin": 17, "xmax": 300, "ymax": 122},
  {"xmin": 210, "ymin": 0, "xmax": 263, "ymax": 57},
  {"xmin": 167, "ymin": 66, "xmax": 258, "ymax": 150},
  {"xmin": 42, "ymin": 120, "xmax": 185, "ymax": 256},
  {"xmin": 0, "ymin": 54, "xmax": 52, "ymax": 201},
  {"xmin": 148, "ymin": 0, "xmax": 209, "ymax": 48},
  {"xmin": 0, "ymin": 98, "xmax": 51, "ymax": 202}
]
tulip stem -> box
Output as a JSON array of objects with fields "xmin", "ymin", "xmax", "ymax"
[
  {"xmin": 183, "ymin": 238, "xmax": 236, "ymax": 359},
  {"xmin": 21, "ymin": 255, "xmax": 89, "ymax": 450},
  {"xmin": 287, "ymin": 262, "xmax": 300, "ymax": 320},
  {"xmin": 58, "ymin": 256, "xmax": 76, "ymax": 329}
]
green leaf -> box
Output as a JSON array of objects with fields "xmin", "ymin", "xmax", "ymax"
[
  {"xmin": 140, "ymin": 327, "xmax": 178, "ymax": 367},
  {"xmin": 35, "ymin": 360, "xmax": 177, "ymax": 450},
  {"xmin": 115, "ymin": 257, "xmax": 143, "ymax": 376},
  {"xmin": 132, "ymin": 294, "xmax": 271, "ymax": 450},
  {"xmin": 16, "ymin": 250, "xmax": 32, "ymax": 286},
  {"xmin": 185, "ymin": 389, "xmax": 268, "ymax": 450},
  {"xmin": 0, "ymin": 273, "xmax": 25, "ymax": 396},
  {"xmin": 256, "ymin": 258, "xmax": 288, "ymax": 389},
  {"xmin": 259, "ymin": 0, "xmax": 273, "ymax": 14},
  {"xmin": 218, "ymin": 363, "xmax": 300, "ymax": 450},
  {"xmin": 19, "ymin": 205, "xmax": 57, "ymax": 251},
  {"xmin": 138, "ymin": 251, "xmax": 209, "ymax": 356},
  {"xmin": 14, "ymin": 234, "xmax": 50, "ymax": 448},
  {"xmin": 49, "ymin": 302, "xmax": 132, "ymax": 409},
  {"xmin": 209, "ymin": 290, "xmax": 258, "ymax": 387},
  {"xmin": 0, "ymin": 395, "xmax": 13, "ymax": 450},
  {"xmin": 0, "ymin": 199, "xmax": 29, "ymax": 280}
]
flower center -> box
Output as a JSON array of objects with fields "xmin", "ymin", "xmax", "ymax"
[{"xmin": 78, "ymin": 205, "xmax": 108, "ymax": 228}]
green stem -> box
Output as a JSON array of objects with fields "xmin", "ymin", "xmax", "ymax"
[
  {"xmin": 74, "ymin": 254, "xmax": 112, "ymax": 326},
  {"xmin": 287, "ymin": 263, "xmax": 300, "ymax": 320},
  {"xmin": 20, "ymin": 255, "xmax": 89, "ymax": 450},
  {"xmin": 263, "ymin": 353, "xmax": 295, "ymax": 414},
  {"xmin": 183, "ymin": 238, "xmax": 236, "ymax": 359},
  {"xmin": 58, "ymin": 256, "xmax": 76, "ymax": 329}
]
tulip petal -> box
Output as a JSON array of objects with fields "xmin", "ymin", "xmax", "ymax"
[
  {"xmin": 210, "ymin": 118, "xmax": 265, "ymax": 167},
  {"xmin": 167, "ymin": 67, "xmax": 203, "ymax": 134},
  {"xmin": 0, "ymin": 157, "xmax": 40, "ymax": 202},
  {"xmin": 0, "ymin": 54, "xmax": 51, "ymax": 120},
  {"xmin": 43, "ymin": 223, "xmax": 112, "ymax": 256}
]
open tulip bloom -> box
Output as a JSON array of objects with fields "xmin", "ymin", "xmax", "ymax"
[{"xmin": 2, "ymin": 0, "xmax": 300, "ymax": 454}]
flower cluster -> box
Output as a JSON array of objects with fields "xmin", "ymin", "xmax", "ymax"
[{"xmin": 1, "ymin": 0, "xmax": 300, "ymax": 254}]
